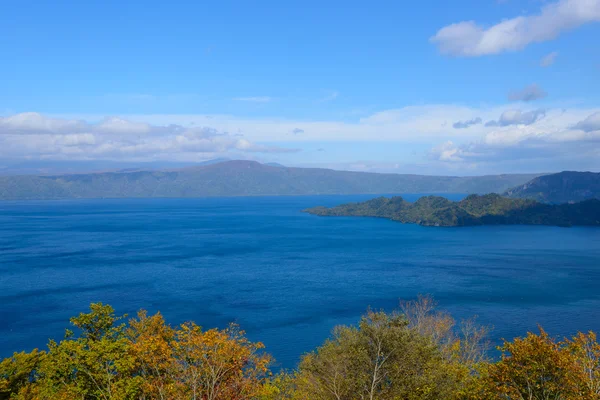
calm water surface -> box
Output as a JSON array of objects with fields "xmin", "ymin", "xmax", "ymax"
[{"xmin": 1, "ymin": 195, "xmax": 600, "ymax": 368}]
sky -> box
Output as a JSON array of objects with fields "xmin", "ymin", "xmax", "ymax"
[{"xmin": 1, "ymin": 0, "xmax": 600, "ymax": 175}]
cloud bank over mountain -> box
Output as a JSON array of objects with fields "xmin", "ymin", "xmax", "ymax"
[
  {"xmin": 0, "ymin": 113, "xmax": 299, "ymax": 162},
  {"xmin": 1, "ymin": 104, "xmax": 599, "ymax": 175}
]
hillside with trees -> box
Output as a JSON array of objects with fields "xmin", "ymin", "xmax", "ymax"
[
  {"xmin": 0, "ymin": 161, "xmax": 542, "ymax": 200},
  {"xmin": 304, "ymin": 193, "xmax": 600, "ymax": 227},
  {"xmin": 1, "ymin": 298, "xmax": 599, "ymax": 399},
  {"xmin": 505, "ymin": 171, "xmax": 600, "ymax": 204}
]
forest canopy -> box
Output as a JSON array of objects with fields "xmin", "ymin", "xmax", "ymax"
[
  {"xmin": 1, "ymin": 297, "xmax": 599, "ymax": 399},
  {"xmin": 305, "ymin": 194, "xmax": 600, "ymax": 227}
]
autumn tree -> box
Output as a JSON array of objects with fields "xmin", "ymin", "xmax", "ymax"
[
  {"xmin": 400, "ymin": 294, "xmax": 490, "ymax": 368},
  {"xmin": 294, "ymin": 309, "xmax": 461, "ymax": 400},
  {"xmin": 566, "ymin": 331, "xmax": 600, "ymax": 398},
  {"xmin": 0, "ymin": 349, "xmax": 45, "ymax": 400},
  {"xmin": 127, "ymin": 310, "xmax": 179, "ymax": 399},
  {"xmin": 172, "ymin": 322, "xmax": 272, "ymax": 400},
  {"xmin": 4, "ymin": 299, "xmax": 599, "ymax": 400},
  {"xmin": 400, "ymin": 295, "xmax": 491, "ymax": 399},
  {"xmin": 483, "ymin": 327, "xmax": 593, "ymax": 400},
  {"xmin": 36, "ymin": 303, "xmax": 142, "ymax": 400},
  {"xmin": 127, "ymin": 309, "xmax": 273, "ymax": 400},
  {"xmin": 1, "ymin": 303, "xmax": 275, "ymax": 400}
]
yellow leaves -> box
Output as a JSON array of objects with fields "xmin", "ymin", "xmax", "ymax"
[
  {"xmin": 128, "ymin": 315, "xmax": 273, "ymax": 399},
  {"xmin": 565, "ymin": 331, "xmax": 600, "ymax": 397},
  {"xmin": 2, "ymin": 300, "xmax": 600, "ymax": 400},
  {"xmin": 483, "ymin": 327, "xmax": 599, "ymax": 400},
  {"xmin": 0, "ymin": 304, "xmax": 275, "ymax": 400},
  {"xmin": 450, "ymin": 338, "xmax": 462, "ymax": 355},
  {"xmin": 0, "ymin": 349, "xmax": 45, "ymax": 400}
]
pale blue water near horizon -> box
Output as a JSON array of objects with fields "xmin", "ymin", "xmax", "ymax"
[{"xmin": 1, "ymin": 194, "xmax": 600, "ymax": 369}]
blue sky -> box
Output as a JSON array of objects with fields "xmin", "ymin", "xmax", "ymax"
[{"xmin": 1, "ymin": 0, "xmax": 600, "ymax": 175}]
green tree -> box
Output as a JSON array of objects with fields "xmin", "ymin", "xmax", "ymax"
[
  {"xmin": 0, "ymin": 349, "xmax": 45, "ymax": 400},
  {"xmin": 294, "ymin": 309, "xmax": 458, "ymax": 400},
  {"xmin": 35, "ymin": 303, "xmax": 141, "ymax": 400}
]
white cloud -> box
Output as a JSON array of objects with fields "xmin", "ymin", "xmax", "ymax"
[
  {"xmin": 95, "ymin": 117, "xmax": 153, "ymax": 134},
  {"xmin": 111, "ymin": 104, "xmax": 493, "ymax": 144},
  {"xmin": 101, "ymin": 105, "xmax": 598, "ymax": 146},
  {"xmin": 0, "ymin": 112, "xmax": 86, "ymax": 134},
  {"xmin": 3, "ymin": 105, "xmax": 599, "ymax": 174},
  {"xmin": 431, "ymin": 0, "xmax": 600, "ymax": 56},
  {"xmin": 485, "ymin": 109, "xmax": 546, "ymax": 126},
  {"xmin": 430, "ymin": 109, "xmax": 600, "ymax": 171},
  {"xmin": 0, "ymin": 113, "xmax": 298, "ymax": 161},
  {"xmin": 540, "ymin": 51, "xmax": 559, "ymax": 67},
  {"xmin": 431, "ymin": 141, "xmax": 466, "ymax": 162},
  {"xmin": 508, "ymin": 84, "xmax": 548, "ymax": 102},
  {"xmin": 573, "ymin": 111, "xmax": 600, "ymax": 132},
  {"xmin": 453, "ymin": 117, "xmax": 482, "ymax": 129}
]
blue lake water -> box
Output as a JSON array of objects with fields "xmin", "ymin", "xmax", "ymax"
[{"xmin": 1, "ymin": 194, "xmax": 600, "ymax": 369}]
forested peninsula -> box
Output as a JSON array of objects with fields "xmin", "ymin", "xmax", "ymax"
[{"xmin": 304, "ymin": 193, "xmax": 600, "ymax": 227}]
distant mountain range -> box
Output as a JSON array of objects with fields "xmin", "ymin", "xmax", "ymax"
[
  {"xmin": 305, "ymin": 194, "xmax": 600, "ymax": 227},
  {"xmin": 0, "ymin": 158, "xmax": 232, "ymax": 176},
  {"xmin": 0, "ymin": 160, "xmax": 543, "ymax": 201},
  {"xmin": 505, "ymin": 171, "xmax": 600, "ymax": 204}
]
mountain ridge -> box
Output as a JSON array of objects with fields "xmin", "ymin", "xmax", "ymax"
[
  {"xmin": 0, "ymin": 160, "xmax": 545, "ymax": 201},
  {"xmin": 505, "ymin": 171, "xmax": 600, "ymax": 204}
]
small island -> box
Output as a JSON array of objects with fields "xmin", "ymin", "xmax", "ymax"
[{"xmin": 304, "ymin": 194, "xmax": 600, "ymax": 227}]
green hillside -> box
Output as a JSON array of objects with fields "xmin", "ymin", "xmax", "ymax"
[
  {"xmin": 0, "ymin": 160, "xmax": 542, "ymax": 200},
  {"xmin": 505, "ymin": 171, "xmax": 600, "ymax": 204},
  {"xmin": 305, "ymin": 193, "xmax": 600, "ymax": 227}
]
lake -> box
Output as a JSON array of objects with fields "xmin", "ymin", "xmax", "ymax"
[{"xmin": 1, "ymin": 194, "xmax": 600, "ymax": 369}]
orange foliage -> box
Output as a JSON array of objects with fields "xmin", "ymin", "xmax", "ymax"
[{"xmin": 128, "ymin": 311, "xmax": 272, "ymax": 400}]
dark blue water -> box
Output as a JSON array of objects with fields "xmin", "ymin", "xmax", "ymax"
[{"xmin": 1, "ymin": 195, "xmax": 600, "ymax": 369}]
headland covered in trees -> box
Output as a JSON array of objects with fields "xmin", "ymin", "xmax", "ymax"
[
  {"xmin": 1, "ymin": 298, "xmax": 599, "ymax": 400},
  {"xmin": 304, "ymin": 193, "xmax": 600, "ymax": 227}
]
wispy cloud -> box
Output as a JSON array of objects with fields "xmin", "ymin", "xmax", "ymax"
[
  {"xmin": 0, "ymin": 113, "xmax": 299, "ymax": 161},
  {"xmin": 292, "ymin": 128, "xmax": 304, "ymax": 134},
  {"xmin": 233, "ymin": 96, "xmax": 272, "ymax": 103},
  {"xmin": 317, "ymin": 91, "xmax": 339, "ymax": 103},
  {"xmin": 430, "ymin": 110, "xmax": 600, "ymax": 171},
  {"xmin": 485, "ymin": 109, "xmax": 546, "ymax": 127},
  {"xmin": 431, "ymin": 0, "xmax": 600, "ymax": 56},
  {"xmin": 453, "ymin": 117, "xmax": 482, "ymax": 129},
  {"xmin": 573, "ymin": 111, "xmax": 600, "ymax": 132},
  {"xmin": 508, "ymin": 84, "xmax": 548, "ymax": 102},
  {"xmin": 540, "ymin": 51, "xmax": 559, "ymax": 67},
  {"xmin": 28, "ymin": 103, "xmax": 599, "ymax": 174}
]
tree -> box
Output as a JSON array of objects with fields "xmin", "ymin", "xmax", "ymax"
[
  {"xmin": 400, "ymin": 294, "xmax": 490, "ymax": 368},
  {"xmin": 1, "ymin": 303, "xmax": 275, "ymax": 400},
  {"xmin": 484, "ymin": 328, "xmax": 592, "ymax": 400},
  {"xmin": 566, "ymin": 331, "xmax": 600, "ymax": 398},
  {"xmin": 36, "ymin": 303, "xmax": 141, "ymax": 400},
  {"xmin": 172, "ymin": 322, "xmax": 271, "ymax": 400},
  {"xmin": 128, "ymin": 311, "xmax": 273, "ymax": 400},
  {"xmin": 127, "ymin": 310, "xmax": 179, "ymax": 399},
  {"xmin": 0, "ymin": 349, "xmax": 45, "ymax": 400},
  {"xmin": 294, "ymin": 309, "xmax": 459, "ymax": 400},
  {"xmin": 400, "ymin": 295, "xmax": 491, "ymax": 399}
]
